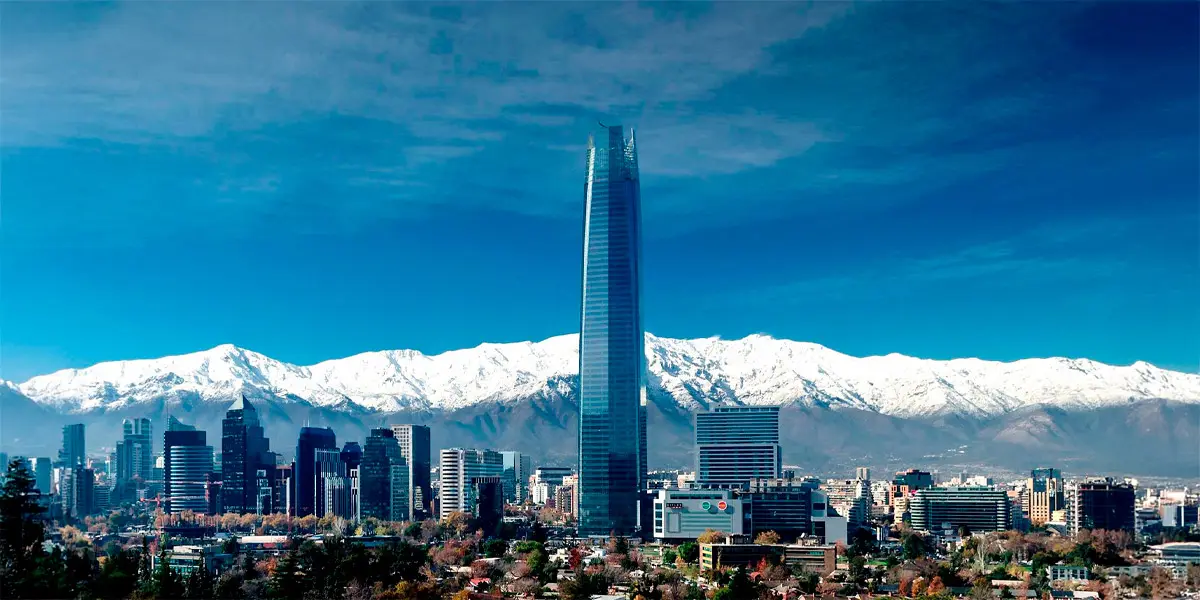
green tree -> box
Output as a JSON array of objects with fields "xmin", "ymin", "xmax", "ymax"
[
  {"xmin": 482, "ymin": 538, "xmax": 507, "ymax": 558},
  {"xmin": 184, "ymin": 562, "xmax": 215, "ymax": 599},
  {"xmin": 560, "ymin": 567, "xmax": 608, "ymax": 600},
  {"xmin": 662, "ymin": 548, "xmax": 677, "ymax": 565},
  {"xmin": 902, "ymin": 532, "xmax": 926, "ymax": 560},
  {"xmin": 268, "ymin": 550, "xmax": 303, "ymax": 599},
  {"xmin": 0, "ymin": 458, "xmax": 49, "ymax": 599},
  {"xmin": 403, "ymin": 522, "xmax": 422, "ymax": 538},
  {"xmin": 150, "ymin": 550, "xmax": 186, "ymax": 599},
  {"xmin": 726, "ymin": 566, "xmax": 756, "ymax": 599},
  {"xmin": 677, "ymin": 542, "xmax": 699, "ymax": 564}
]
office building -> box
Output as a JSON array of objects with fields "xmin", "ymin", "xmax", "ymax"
[
  {"xmin": 221, "ymin": 395, "xmax": 272, "ymax": 514},
  {"xmin": 164, "ymin": 417, "xmax": 213, "ymax": 514},
  {"xmin": 1161, "ymin": 503, "xmax": 1199, "ymax": 528},
  {"xmin": 577, "ymin": 124, "xmax": 647, "ymax": 537},
  {"xmin": 389, "ymin": 464, "xmax": 411, "ymax": 522},
  {"xmin": 323, "ymin": 474, "xmax": 354, "ymax": 520},
  {"xmin": 60, "ymin": 424, "xmax": 86, "ymax": 467},
  {"xmin": 438, "ymin": 448, "xmax": 503, "ymax": 519},
  {"xmin": 652, "ymin": 489, "xmax": 744, "ymax": 543},
  {"xmin": 534, "ymin": 466, "xmax": 573, "ymax": 487},
  {"xmin": 294, "ymin": 427, "xmax": 337, "ymax": 517},
  {"xmin": 823, "ymin": 478, "xmax": 872, "ymax": 530},
  {"xmin": 116, "ymin": 418, "xmax": 152, "ymax": 501},
  {"xmin": 501, "ymin": 451, "xmax": 533, "ymax": 504},
  {"xmin": 360, "ymin": 428, "xmax": 405, "ymax": 520},
  {"xmin": 314, "ymin": 448, "xmax": 344, "ymax": 517},
  {"xmin": 694, "ymin": 406, "xmax": 782, "ymax": 488},
  {"xmin": 93, "ymin": 485, "xmax": 112, "ymax": 512},
  {"xmin": 1067, "ymin": 478, "xmax": 1136, "ymax": 534},
  {"xmin": 340, "ymin": 442, "xmax": 362, "ymax": 471},
  {"xmin": 473, "ymin": 475, "xmax": 504, "ymax": 534},
  {"xmin": 391, "ymin": 425, "xmax": 431, "ymax": 520},
  {"xmin": 700, "ymin": 542, "xmax": 835, "ymax": 575},
  {"xmin": 62, "ymin": 465, "xmax": 93, "ymax": 518},
  {"xmin": 1025, "ymin": 468, "xmax": 1064, "ymax": 525},
  {"xmin": 909, "ymin": 487, "xmax": 1012, "ymax": 533},
  {"xmin": 29, "ymin": 457, "xmax": 52, "ymax": 495},
  {"xmin": 205, "ymin": 473, "xmax": 223, "ymax": 515},
  {"xmin": 891, "ymin": 469, "xmax": 934, "ymax": 512},
  {"xmin": 561, "ymin": 474, "xmax": 580, "ymax": 516},
  {"xmin": 855, "ymin": 467, "xmax": 871, "ymax": 481}
]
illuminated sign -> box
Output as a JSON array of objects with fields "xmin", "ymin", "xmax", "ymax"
[
  {"xmin": 666, "ymin": 503, "xmax": 684, "ymax": 509},
  {"xmin": 700, "ymin": 501, "xmax": 712, "ymax": 511},
  {"xmin": 717, "ymin": 501, "xmax": 728, "ymax": 511}
]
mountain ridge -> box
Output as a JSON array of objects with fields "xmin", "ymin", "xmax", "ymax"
[{"xmin": 15, "ymin": 333, "xmax": 1200, "ymax": 418}]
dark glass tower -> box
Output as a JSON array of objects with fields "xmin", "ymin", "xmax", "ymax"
[
  {"xmin": 294, "ymin": 427, "xmax": 337, "ymax": 517},
  {"xmin": 577, "ymin": 124, "xmax": 647, "ymax": 536},
  {"xmin": 360, "ymin": 428, "xmax": 404, "ymax": 520},
  {"xmin": 60, "ymin": 423, "xmax": 86, "ymax": 467},
  {"xmin": 221, "ymin": 395, "xmax": 270, "ymax": 514}
]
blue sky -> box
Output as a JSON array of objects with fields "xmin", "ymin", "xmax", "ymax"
[{"xmin": 1, "ymin": 2, "xmax": 1197, "ymax": 381}]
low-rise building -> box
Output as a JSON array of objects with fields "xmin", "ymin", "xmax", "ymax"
[
  {"xmin": 1048, "ymin": 565, "xmax": 1090, "ymax": 583},
  {"xmin": 652, "ymin": 489, "xmax": 743, "ymax": 543},
  {"xmin": 699, "ymin": 541, "xmax": 835, "ymax": 575},
  {"xmin": 153, "ymin": 545, "xmax": 233, "ymax": 576}
]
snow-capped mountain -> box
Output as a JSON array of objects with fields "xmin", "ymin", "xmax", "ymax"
[{"xmin": 16, "ymin": 333, "xmax": 1200, "ymax": 417}]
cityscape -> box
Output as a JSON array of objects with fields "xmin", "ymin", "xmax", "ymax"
[{"xmin": 2, "ymin": 2, "xmax": 1198, "ymax": 600}]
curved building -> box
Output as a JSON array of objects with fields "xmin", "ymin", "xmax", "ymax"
[
  {"xmin": 577, "ymin": 124, "xmax": 647, "ymax": 536},
  {"xmin": 164, "ymin": 417, "xmax": 213, "ymax": 514}
]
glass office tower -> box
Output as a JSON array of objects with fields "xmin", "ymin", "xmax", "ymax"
[{"xmin": 577, "ymin": 124, "xmax": 647, "ymax": 536}]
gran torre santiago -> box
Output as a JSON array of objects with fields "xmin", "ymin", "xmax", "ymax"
[{"xmin": 576, "ymin": 125, "xmax": 648, "ymax": 537}]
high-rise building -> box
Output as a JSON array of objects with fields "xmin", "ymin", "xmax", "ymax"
[
  {"xmin": 438, "ymin": 448, "xmax": 503, "ymax": 520},
  {"xmin": 577, "ymin": 124, "xmax": 647, "ymax": 537},
  {"xmin": 891, "ymin": 469, "xmax": 934, "ymax": 512},
  {"xmin": 314, "ymin": 448, "xmax": 344, "ymax": 517},
  {"xmin": 473, "ymin": 475, "xmax": 504, "ymax": 535},
  {"xmin": 60, "ymin": 424, "xmax": 86, "ymax": 467},
  {"xmin": 561, "ymin": 474, "xmax": 580, "ymax": 517},
  {"xmin": 294, "ymin": 427, "xmax": 337, "ymax": 517},
  {"xmin": 389, "ymin": 464, "xmax": 411, "ymax": 522},
  {"xmin": 823, "ymin": 479, "xmax": 872, "ymax": 531},
  {"xmin": 1067, "ymin": 478, "xmax": 1136, "ymax": 534},
  {"xmin": 341, "ymin": 442, "xmax": 363, "ymax": 472},
  {"xmin": 221, "ymin": 395, "xmax": 272, "ymax": 514},
  {"xmin": 1025, "ymin": 468, "xmax": 1064, "ymax": 525},
  {"xmin": 360, "ymin": 428, "xmax": 405, "ymax": 520},
  {"xmin": 116, "ymin": 417, "xmax": 152, "ymax": 501},
  {"xmin": 501, "ymin": 451, "xmax": 533, "ymax": 504},
  {"xmin": 391, "ymin": 425, "xmax": 431, "ymax": 520},
  {"xmin": 61, "ymin": 465, "xmax": 94, "ymax": 519},
  {"xmin": 909, "ymin": 487, "xmax": 1012, "ymax": 533},
  {"xmin": 694, "ymin": 406, "xmax": 782, "ymax": 488},
  {"xmin": 856, "ymin": 467, "xmax": 871, "ymax": 481},
  {"xmin": 29, "ymin": 457, "xmax": 52, "ymax": 495},
  {"xmin": 164, "ymin": 416, "xmax": 213, "ymax": 514}
]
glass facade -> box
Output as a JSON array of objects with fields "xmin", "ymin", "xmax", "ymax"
[
  {"xmin": 578, "ymin": 125, "xmax": 647, "ymax": 536},
  {"xmin": 694, "ymin": 406, "xmax": 782, "ymax": 488},
  {"xmin": 294, "ymin": 427, "xmax": 337, "ymax": 517}
]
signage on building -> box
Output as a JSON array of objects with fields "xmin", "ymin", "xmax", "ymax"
[{"xmin": 666, "ymin": 502, "xmax": 684, "ymax": 509}]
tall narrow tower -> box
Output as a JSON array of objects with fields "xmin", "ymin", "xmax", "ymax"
[{"xmin": 577, "ymin": 124, "xmax": 647, "ymax": 536}]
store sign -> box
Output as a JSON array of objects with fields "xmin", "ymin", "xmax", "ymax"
[{"xmin": 666, "ymin": 502, "xmax": 684, "ymax": 509}]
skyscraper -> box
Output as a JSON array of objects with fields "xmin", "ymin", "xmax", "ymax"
[
  {"xmin": 116, "ymin": 417, "xmax": 152, "ymax": 501},
  {"xmin": 360, "ymin": 428, "xmax": 404, "ymax": 520},
  {"xmin": 221, "ymin": 395, "xmax": 271, "ymax": 514},
  {"xmin": 391, "ymin": 425, "xmax": 431, "ymax": 520},
  {"xmin": 438, "ymin": 448, "xmax": 503, "ymax": 520},
  {"xmin": 294, "ymin": 427, "xmax": 337, "ymax": 517},
  {"xmin": 30, "ymin": 457, "xmax": 52, "ymax": 495},
  {"xmin": 60, "ymin": 424, "xmax": 86, "ymax": 467},
  {"xmin": 1067, "ymin": 477, "xmax": 1136, "ymax": 534},
  {"xmin": 694, "ymin": 406, "xmax": 782, "ymax": 488},
  {"xmin": 577, "ymin": 124, "xmax": 647, "ymax": 537},
  {"xmin": 164, "ymin": 416, "xmax": 212, "ymax": 514},
  {"xmin": 314, "ymin": 448, "xmax": 344, "ymax": 517},
  {"xmin": 501, "ymin": 450, "xmax": 532, "ymax": 504},
  {"xmin": 1025, "ymin": 467, "xmax": 1064, "ymax": 525}
]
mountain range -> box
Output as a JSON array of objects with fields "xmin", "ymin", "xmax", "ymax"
[{"xmin": 3, "ymin": 333, "xmax": 1198, "ymax": 477}]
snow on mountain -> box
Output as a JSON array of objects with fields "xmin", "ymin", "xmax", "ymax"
[{"xmin": 16, "ymin": 333, "xmax": 1200, "ymax": 417}]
